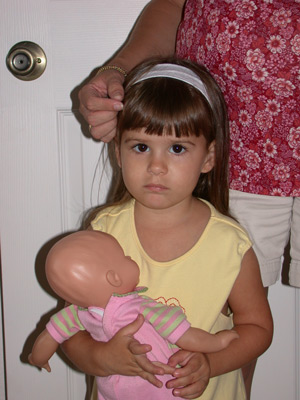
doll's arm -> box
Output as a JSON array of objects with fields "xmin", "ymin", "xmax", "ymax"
[
  {"xmin": 28, "ymin": 329, "xmax": 59, "ymax": 372},
  {"xmin": 176, "ymin": 327, "xmax": 239, "ymax": 353},
  {"xmin": 141, "ymin": 298, "xmax": 238, "ymax": 353}
]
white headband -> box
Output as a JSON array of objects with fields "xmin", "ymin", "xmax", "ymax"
[{"xmin": 133, "ymin": 63, "xmax": 212, "ymax": 107}]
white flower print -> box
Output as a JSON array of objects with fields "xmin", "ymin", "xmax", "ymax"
[
  {"xmin": 293, "ymin": 146, "xmax": 300, "ymax": 161},
  {"xmin": 224, "ymin": 62, "xmax": 237, "ymax": 80},
  {"xmin": 263, "ymin": 139, "xmax": 278, "ymax": 158},
  {"xmin": 271, "ymin": 188, "xmax": 285, "ymax": 196},
  {"xmin": 229, "ymin": 120, "xmax": 239, "ymax": 137},
  {"xmin": 237, "ymin": 86, "xmax": 253, "ymax": 102},
  {"xmin": 196, "ymin": 45, "xmax": 205, "ymax": 61},
  {"xmin": 273, "ymin": 163, "xmax": 290, "ymax": 181},
  {"xmin": 207, "ymin": 9, "xmax": 220, "ymax": 25},
  {"xmin": 216, "ymin": 32, "xmax": 231, "ymax": 54},
  {"xmin": 239, "ymin": 170, "xmax": 250, "ymax": 186},
  {"xmin": 291, "ymin": 189, "xmax": 300, "ymax": 197},
  {"xmin": 267, "ymin": 35, "xmax": 286, "ymax": 54},
  {"xmin": 291, "ymin": 34, "xmax": 300, "ymax": 56},
  {"xmin": 255, "ymin": 110, "xmax": 273, "ymax": 130},
  {"xmin": 272, "ymin": 78, "xmax": 295, "ymax": 97},
  {"xmin": 226, "ymin": 21, "xmax": 239, "ymax": 38},
  {"xmin": 245, "ymin": 150, "xmax": 261, "ymax": 169},
  {"xmin": 252, "ymin": 68, "xmax": 268, "ymax": 82},
  {"xmin": 239, "ymin": 110, "xmax": 252, "ymax": 126},
  {"xmin": 288, "ymin": 127, "xmax": 300, "ymax": 149},
  {"xmin": 270, "ymin": 8, "xmax": 292, "ymax": 29},
  {"xmin": 230, "ymin": 179, "xmax": 244, "ymax": 192},
  {"xmin": 232, "ymin": 137, "xmax": 243, "ymax": 152},
  {"xmin": 245, "ymin": 48, "xmax": 265, "ymax": 71},
  {"xmin": 205, "ymin": 33, "xmax": 214, "ymax": 51},
  {"xmin": 266, "ymin": 99, "xmax": 280, "ymax": 116},
  {"xmin": 236, "ymin": 1, "xmax": 257, "ymax": 19}
]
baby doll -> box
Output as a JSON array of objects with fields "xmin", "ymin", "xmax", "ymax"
[{"xmin": 29, "ymin": 231, "xmax": 238, "ymax": 399}]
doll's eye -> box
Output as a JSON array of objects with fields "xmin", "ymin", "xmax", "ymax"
[
  {"xmin": 133, "ymin": 143, "xmax": 149, "ymax": 153},
  {"xmin": 170, "ymin": 144, "xmax": 186, "ymax": 154}
]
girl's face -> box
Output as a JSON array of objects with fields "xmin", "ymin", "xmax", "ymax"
[{"xmin": 116, "ymin": 128, "xmax": 215, "ymax": 211}]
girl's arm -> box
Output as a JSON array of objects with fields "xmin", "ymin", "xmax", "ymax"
[
  {"xmin": 207, "ymin": 248, "xmax": 273, "ymax": 376},
  {"xmin": 78, "ymin": 0, "xmax": 185, "ymax": 141},
  {"xmin": 61, "ymin": 314, "xmax": 173, "ymax": 387},
  {"xmin": 166, "ymin": 248, "xmax": 273, "ymax": 398}
]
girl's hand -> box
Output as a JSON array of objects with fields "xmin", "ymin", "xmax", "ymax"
[
  {"xmin": 103, "ymin": 314, "xmax": 174, "ymax": 387},
  {"xmin": 78, "ymin": 69, "xmax": 125, "ymax": 142},
  {"xmin": 166, "ymin": 350, "xmax": 211, "ymax": 399}
]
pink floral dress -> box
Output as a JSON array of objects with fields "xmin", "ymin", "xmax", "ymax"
[{"xmin": 176, "ymin": 0, "xmax": 300, "ymax": 196}]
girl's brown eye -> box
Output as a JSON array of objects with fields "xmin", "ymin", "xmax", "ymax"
[
  {"xmin": 170, "ymin": 144, "xmax": 186, "ymax": 154},
  {"xmin": 134, "ymin": 143, "xmax": 149, "ymax": 153}
]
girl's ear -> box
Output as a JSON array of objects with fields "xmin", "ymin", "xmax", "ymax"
[
  {"xmin": 106, "ymin": 270, "xmax": 122, "ymax": 287},
  {"xmin": 114, "ymin": 138, "xmax": 122, "ymax": 168},
  {"xmin": 201, "ymin": 141, "xmax": 215, "ymax": 173}
]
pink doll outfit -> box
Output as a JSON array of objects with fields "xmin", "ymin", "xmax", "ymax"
[{"xmin": 46, "ymin": 287, "xmax": 191, "ymax": 400}]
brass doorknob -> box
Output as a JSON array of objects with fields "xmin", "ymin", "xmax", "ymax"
[{"xmin": 6, "ymin": 41, "xmax": 47, "ymax": 81}]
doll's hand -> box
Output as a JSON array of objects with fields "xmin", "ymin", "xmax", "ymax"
[
  {"xmin": 104, "ymin": 314, "xmax": 172, "ymax": 387},
  {"xmin": 166, "ymin": 350, "xmax": 210, "ymax": 399},
  {"xmin": 78, "ymin": 69, "xmax": 125, "ymax": 142},
  {"xmin": 28, "ymin": 353, "xmax": 51, "ymax": 373}
]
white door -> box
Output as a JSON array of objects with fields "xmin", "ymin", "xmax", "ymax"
[
  {"xmin": 0, "ymin": 1, "xmax": 148, "ymax": 399},
  {"xmin": 0, "ymin": 1, "xmax": 299, "ymax": 399}
]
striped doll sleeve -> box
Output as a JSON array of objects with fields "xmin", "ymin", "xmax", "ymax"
[
  {"xmin": 46, "ymin": 304, "xmax": 85, "ymax": 344},
  {"xmin": 140, "ymin": 297, "xmax": 191, "ymax": 344}
]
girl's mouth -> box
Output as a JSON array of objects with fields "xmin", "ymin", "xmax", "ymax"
[{"xmin": 144, "ymin": 184, "xmax": 168, "ymax": 192}]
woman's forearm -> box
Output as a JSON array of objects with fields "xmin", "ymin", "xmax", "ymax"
[{"xmin": 110, "ymin": 0, "xmax": 185, "ymax": 72}]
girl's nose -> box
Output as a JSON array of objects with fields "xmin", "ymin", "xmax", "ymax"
[{"xmin": 147, "ymin": 154, "xmax": 167, "ymax": 175}]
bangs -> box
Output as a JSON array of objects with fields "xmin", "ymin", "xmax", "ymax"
[{"xmin": 118, "ymin": 77, "xmax": 213, "ymax": 140}]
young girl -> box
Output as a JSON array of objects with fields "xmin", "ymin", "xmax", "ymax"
[{"xmin": 63, "ymin": 58, "xmax": 273, "ymax": 400}]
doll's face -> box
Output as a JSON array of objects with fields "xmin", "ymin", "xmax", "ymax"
[
  {"xmin": 108, "ymin": 238, "xmax": 140, "ymax": 291},
  {"xmin": 46, "ymin": 231, "xmax": 140, "ymax": 307}
]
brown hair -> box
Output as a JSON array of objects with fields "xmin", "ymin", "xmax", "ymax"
[{"xmin": 84, "ymin": 57, "xmax": 230, "ymax": 227}]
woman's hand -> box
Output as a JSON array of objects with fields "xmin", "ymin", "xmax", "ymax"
[
  {"xmin": 78, "ymin": 69, "xmax": 125, "ymax": 142},
  {"xmin": 166, "ymin": 350, "xmax": 211, "ymax": 399}
]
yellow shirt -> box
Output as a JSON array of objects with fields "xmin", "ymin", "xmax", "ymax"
[{"xmin": 92, "ymin": 198, "xmax": 251, "ymax": 400}]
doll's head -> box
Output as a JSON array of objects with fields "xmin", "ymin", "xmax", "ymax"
[{"xmin": 45, "ymin": 231, "xmax": 140, "ymax": 308}]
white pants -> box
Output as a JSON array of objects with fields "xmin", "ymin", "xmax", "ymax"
[{"xmin": 229, "ymin": 190, "xmax": 300, "ymax": 288}]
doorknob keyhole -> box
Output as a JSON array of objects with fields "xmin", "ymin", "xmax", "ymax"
[
  {"xmin": 6, "ymin": 41, "xmax": 46, "ymax": 81},
  {"xmin": 13, "ymin": 53, "xmax": 31, "ymax": 71}
]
